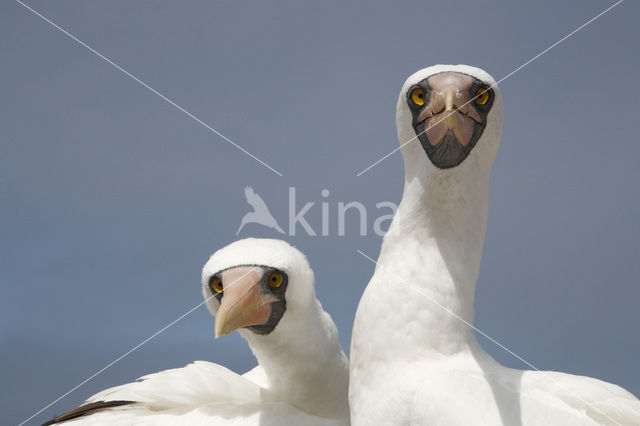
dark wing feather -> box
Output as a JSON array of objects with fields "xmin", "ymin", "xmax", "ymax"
[{"xmin": 42, "ymin": 400, "xmax": 135, "ymax": 425}]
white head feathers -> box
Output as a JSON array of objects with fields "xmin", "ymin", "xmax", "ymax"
[
  {"xmin": 396, "ymin": 64, "xmax": 503, "ymax": 184},
  {"xmin": 201, "ymin": 238, "xmax": 316, "ymax": 323}
]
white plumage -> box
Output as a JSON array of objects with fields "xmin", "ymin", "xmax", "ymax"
[
  {"xmin": 349, "ymin": 64, "xmax": 640, "ymax": 425},
  {"xmin": 46, "ymin": 238, "xmax": 349, "ymax": 425}
]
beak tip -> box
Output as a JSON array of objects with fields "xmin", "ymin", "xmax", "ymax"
[
  {"xmin": 214, "ymin": 321, "xmax": 225, "ymax": 339},
  {"xmin": 214, "ymin": 324, "xmax": 231, "ymax": 338}
]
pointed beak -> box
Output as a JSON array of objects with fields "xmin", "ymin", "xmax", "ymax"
[
  {"xmin": 415, "ymin": 73, "xmax": 482, "ymax": 148},
  {"xmin": 443, "ymin": 86, "xmax": 457, "ymax": 112},
  {"xmin": 214, "ymin": 266, "xmax": 278, "ymax": 338}
]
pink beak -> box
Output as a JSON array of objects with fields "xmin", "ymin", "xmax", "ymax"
[
  {"xmin": 214, "ymin": 266, "xmax": 278, "ymax": 338},
  {"xmin": 416, "ymin": 72, "xmax": 482, "ymax": 147}
]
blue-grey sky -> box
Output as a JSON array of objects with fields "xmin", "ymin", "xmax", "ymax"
[{"xmin": 2, "ymin": 1, "xmax": 639, "ymax": 424}]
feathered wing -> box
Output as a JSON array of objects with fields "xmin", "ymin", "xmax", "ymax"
[
  {"xmin": 86, "ymin": 361, "xmax": 261, "ymax": 408},
  {"xmin": 409, "ymin": 366, "xmax": 640, "ymax": 426},
  {"xmin": 49, "ymin": 402, "xmax": 344, "ymax": 426},
  {"xmin": 242, "ymin": 365, "xmax": 269, "ymax": 388},
  {"xmin": 43, "ymin": 362, "xmax": 260, "ymax": 425},
  {"xmin": 44, "ymin": 362, "xmax": 344, "ymax": 425},
  {"xmin": 42, "ymin": 401, "xmax": 135, "ymax": 426},
  {"xmin": 519, "ymin": 370, "xmax": 640, "ymax": 425}
]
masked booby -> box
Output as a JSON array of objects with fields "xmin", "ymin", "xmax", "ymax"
[
  {"xmin": 44, "ymin": 238, "xmax": 349, "ymax": 425},
  {"xmin": 349, "ymin": 65, "xmax": 640, "ymax": 425}
]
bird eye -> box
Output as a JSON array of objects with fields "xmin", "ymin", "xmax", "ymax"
[
  {"xmin": 268, "ymin": 272, "xmax": 284, "ymax": 288},
  {"xmin": 210, "ymin": 277, "xmax": 223, "ymax": 294},
  {"xmin": 474, "ymin": 86, "xmax": 491, "ymax": 106},
  {"xmin": 410, "ymin": 87, "xmax": 426, "ymax": 106}
]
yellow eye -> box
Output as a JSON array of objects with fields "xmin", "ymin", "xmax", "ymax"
[
  {"xmin": 410, "ymin": 87, "xmax": 426, "ymax": 106},
  {"xmin": 268, "ymin": 272, "xmax": 284, "ymax": 288},
  {"xmin": 474, "ymin": 87, "xmax": 491, "ymax": 105},
  {"xmin": 210, "ymin": 277, "xmax": 223, "ymax": 294}
]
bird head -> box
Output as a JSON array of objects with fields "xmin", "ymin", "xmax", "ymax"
[
  {"xmin": 201, "ymin": 238, "xmax": 315, "ymax": 339},
  {"xmin": 396, "ymin": 65, "xmax": 503, "ymax": 182}
]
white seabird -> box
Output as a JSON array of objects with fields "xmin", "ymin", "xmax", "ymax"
[
  {"xmin": 349, "ymin": 64, "xmax": 640, "ymax": 425},
  {"xmin": 44, "ymin": 238, "xmax": 349, "ymax": 425}
]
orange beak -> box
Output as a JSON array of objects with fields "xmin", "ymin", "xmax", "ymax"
[{"xmin": 214, "ymin": 266, "xmax": 278, "ymax": 338}]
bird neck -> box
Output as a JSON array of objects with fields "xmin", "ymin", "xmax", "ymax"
[
  {"xmin": 244, "ymin": 300, "xmax": 349, "ymax": 419},
  {"xmin": 378, "ymin": 157, "xmax": 491, "ymax": 353}
]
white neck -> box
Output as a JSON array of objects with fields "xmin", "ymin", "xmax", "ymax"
[
  {"xmin": 242, "ymin": 300, "xmax": 349, "ymax": 419},
  {"xmin": 390, "ymin": 154, "xmax": 490, "ymax": 328},
  {"xmin": 358, "ymin": 129, "xmax": 496, "ymax": 357}
]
